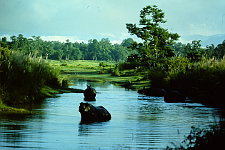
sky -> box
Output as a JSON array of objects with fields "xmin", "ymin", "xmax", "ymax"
[{"xmin": 0, "ymin": 0, "xmax": 225, "ymax": 43}]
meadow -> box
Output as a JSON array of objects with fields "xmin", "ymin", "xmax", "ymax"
[{"xmin": 49, "ymin": 60, "xmax": 150, "ymax": 90}]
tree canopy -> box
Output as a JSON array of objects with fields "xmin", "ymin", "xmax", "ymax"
[
  {"xmin": 0, "ymin": 35, "xmax": 132, "ymax": 62},
  {"xmin": 126, "ymin": 5, "xmax": 180, "ymax": 68}
]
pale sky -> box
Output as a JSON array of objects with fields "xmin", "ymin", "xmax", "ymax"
[{"xmin": 0, "ymin": 0, "xmax": 225, "ymax": 43}]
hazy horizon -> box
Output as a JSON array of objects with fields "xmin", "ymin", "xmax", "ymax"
[{"xmin": 1, "ymin": 0, "xmax": 225, "ymax": 43}]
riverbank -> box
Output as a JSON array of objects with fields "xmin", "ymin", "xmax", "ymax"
[
  {"xmin": 0, "ymin": 47, "xmax": 84, "ymax": 114},
  {"xmin": 48, "ymin": 60, "xmax": 150, "ymax": 90},
  {"xmin": 53, "ymin": 59, "xmax": 225, "ymax": 110},
  {"xmin": 0, "ymin": 86, "xmax": 84, "ymax": 114},
  {"xmin": 0, "ymin": 103, "xmax": 30, "ymax": 114}
]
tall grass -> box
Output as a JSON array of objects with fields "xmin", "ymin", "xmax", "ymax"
[
  {"xmin": 166, "ymin": 57, "xmax": 225, "ymax": 107},
  {"xmin": 115, "ymin": 54, "xmax": 225, "ymax": 107},
  {"xmin": 0, "ymin": 46, "xmax": 61, "ymax": 107}
]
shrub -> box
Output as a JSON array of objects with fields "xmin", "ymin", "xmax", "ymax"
[
  {"xmin": 166, "ymin": 57, "xmax": 225, "ymax": 107},
  {"xmin": 166, "ymin": 121, "xmax": 225, "ymax": 150},
  {"xmin": 111, "ymin": 65, "xmax": 121, "ymax": 76},
  {"xmin": 0, "ymin": 46, "xmax": 61, "ymax": 106},
  {"xmin": 99, "ymin": 62, "xmax": 107, "ymax": 67}
]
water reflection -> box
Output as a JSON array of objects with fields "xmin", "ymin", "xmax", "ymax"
[
  {"xmin": 0, "ymin": 114, "xmax": 28, "ymax": 143},
  {"xmin": 78, "ymin": 122, "xmax": 110, "ymax": 136},
  {"xmin": 0, "ymin": 81, "xmax": 223, "ymax": 149}
]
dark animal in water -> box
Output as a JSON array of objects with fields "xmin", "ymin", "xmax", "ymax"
[
  {"xmin": 79, "ymin": 102, "xmax": 111, "ymax": 124},
  {"xmin": 84, "ymin": 85, "xmax": 96, "ymax": 101}
]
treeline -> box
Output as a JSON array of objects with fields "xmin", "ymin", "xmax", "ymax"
[
  {"xmin": 173, "ymin": 40, "xmax": 225, "ymax": 61},
  {"xmin": 114, "ymin": 5, "xmax": 225, "ymax": 108},
  {"xmin": 0, "ymin": 34, "xmax": 133, "ymax": 62}
]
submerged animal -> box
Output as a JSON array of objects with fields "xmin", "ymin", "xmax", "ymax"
[
  {"xmin": 83, "ymin": 85, "xmax": 96, "ymax": 101},
  {"xmin": 79, "ymin": 102, "xmax": 111, "ymax": 124}
]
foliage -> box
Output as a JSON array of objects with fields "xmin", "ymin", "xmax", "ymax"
[
  {"xmin": 120, "ymin": 54, "xmax": 142, "ymax": 70},
  {"xmin": 173, "ymin": 40, "xmax": 204, "ymax": 61},
  {"xmin": 0, "ymin": 34, "xmax": 131, "ymax": 62},
  {"xmin": 126, "ymin": 5, "xmax": 179, "ymax": 68},
  {"xmin": 166, "ymin": 121, "xmax": 225, "ymax": 150},
  {"xmin": 166, "ymin": 57, "xmax": 225, "ymax": 107},
  {"xmin": 213, "ymin": 40, "xmax": 225, "ymax": 59},
  {"xmin": 183, "ymin": 40, "xmax": 204, "ymax": 61},
  {"xmin": 0, "ymin": 46, "xmax": 62, "ymax": 106},
  {"xmin": 111, "ymin": 64, "xmax": 121, "ymax": 76},
  {"xmin": 173, "ymin": 40, "xmax": 225, "ymax": 60}
]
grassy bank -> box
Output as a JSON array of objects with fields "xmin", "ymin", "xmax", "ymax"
[
  {"xmin": 50, "ymin": 58, "xmax": 225, "ymax": 109},
  {"xmin": 0, "ymin": 103, "xmax": 30, "ymax": 114},
  {"xmin": 0, "ymin": 46, "xmax": 69, "ymax": 113},
  {"xmin": 166, "ymin": 57, "xmax": 225, "ymax": 107},
  {"xmin": 48, "ymin": 60, "xmax": 150, "ymax": 90}
]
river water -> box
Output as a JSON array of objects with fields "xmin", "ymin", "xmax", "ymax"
[{"xmin": 0, "ymin": 80, "xmax": 223, "ymax": 149}]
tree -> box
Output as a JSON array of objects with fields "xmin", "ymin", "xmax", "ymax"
[
  {"xmin": 98, "ymin": 38, "xmax": 112, "ymax": 61},
  {"xmin": 173, "ymin": 42, "xmax": 186, "ymax": 56},
  {"xmin": 0, "ymin": 37, "xmax": 8, "ymax": 48},
  {"xmin": 183, "ymin": 40, "xmax": 203, "ymax": 61},
  {"xmin": 213, "ymin": 40, "xmax": 225, "ymax": 59},
  {"xmin": 205, "ymin": 44, "xmax": 215, "ymax": 58},
  {"xmin": 2, "ymin": 34, "xmax": 132, "ymax": 61},
  {"xmin": 1, "ymin": 37, "xmax": 7, "ymax": 42},
  {"xmin": 121, "ymin": 38, "xmax": 135, "ymax": 48},
  {"xmin": 86, "ymin": 39, "xmax": 99, "ymax": 60},
  {"xmin": 126, "ymin": 5, "xmax": 179, "ymax": 68}
]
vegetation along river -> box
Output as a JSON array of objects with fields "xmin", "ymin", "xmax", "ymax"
[{"xmin": 0, "ymin": 80, "xmax": 223, "ymax": 149}]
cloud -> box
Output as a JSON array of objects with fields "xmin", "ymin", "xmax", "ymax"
[
  {"xmin": 0, "ymin": 34, "xmax": 11, "ymax": 41},
  {"xmin": 1, "ymin": 0, "xmax": 225, "ymax": 42},
  {"xmin": 188, "ymin": 23, "xmax": 222, "ymax": 36},
  {"xmin": 154, "ymin": 0, "xmax": 225, "ymax": 36},
  {"xmin": 40, "ymin": 36, "xmax": 86, "ymax": 43}
]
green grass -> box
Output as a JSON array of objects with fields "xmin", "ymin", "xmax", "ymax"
[
  {"xmin": 48, "ymin": 60, "xmax": 150, "ymax": 90},
  {"xmin": 0, "ymin": 47, "xmax": 72, "ymax": 113},
  {"xmin": 166, "ymin": 57, "xmax": 225, "ymax": 107},
  {"xmin": 0, "ymin": 50, "xmax": 61, "ymax": 106},
  {"xmin": 0, "ymin": 103, "xmax": 31, "ymax": 114}
]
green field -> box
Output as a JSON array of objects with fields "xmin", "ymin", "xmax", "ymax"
[{"xmin": 49, "ymin": 60, "xmax": 150, "ymax": 90}]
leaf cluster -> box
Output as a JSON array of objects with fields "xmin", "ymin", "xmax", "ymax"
[
  {"xmin": 126, "ymin": 5, "xmax": 180, "ymax": 69},
  {"xmin": 0, "ymin": 46, "xmax": 61, "ymax": 106}
]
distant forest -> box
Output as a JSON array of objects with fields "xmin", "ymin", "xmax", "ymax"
[
  {"xmin": 0, "ymin": 34, "xmax": 134, "ymax": 62},
  {"xmin": 1, "ymin": 34, "xmax": 225, "ymax": 62}
]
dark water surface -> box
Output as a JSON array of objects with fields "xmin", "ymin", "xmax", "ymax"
[{"xmin": 0, "ymin": 81, "xmax": 223, "ymax": 149}]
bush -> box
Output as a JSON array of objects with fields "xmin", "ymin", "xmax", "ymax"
[
  {"xmin": 111, "ymin": 65, "xmax": 121, "ymax": 76},
  {"xmin": 166, "ymin": 121, "xmax": 225, "ymax": 150},
  {"xmin": 0, "ymin": 46, "xmax": 61, "ymax": 106},
  {"xmin": 166, "ymin": 57, "xmax": 225, "ymax": 107},
  {"xmin": 99, "ymin": 62, "xmax": 107, "ymax": 67},
  {"xmin": 147, "ymin": 68, "xmax": 167, "ymax": 88}
]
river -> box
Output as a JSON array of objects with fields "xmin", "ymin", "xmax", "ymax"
[{"xmin": 0, "ymin": 80, "xmax": 223, "ymax": 149}]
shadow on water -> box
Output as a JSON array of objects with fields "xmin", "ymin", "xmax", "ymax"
[
  {"xmin": 0, "ymin": 80, "xmax": 224, "ymax": 149},
  {"xmin": 0, "ymin": 101, "xmax": 48, "ymax": 149},
  {"xmin": 0, "ymin": 113, "xmax": 43, "ymax": 149}
]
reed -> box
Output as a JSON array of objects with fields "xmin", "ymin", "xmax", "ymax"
[
  {"xmin": 166, "ymin": 57, "xmax": 225, "ymax": 107},
  {"xmin": 0, "ymin": 46, "xmax": 61, "ymax": 107}
]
